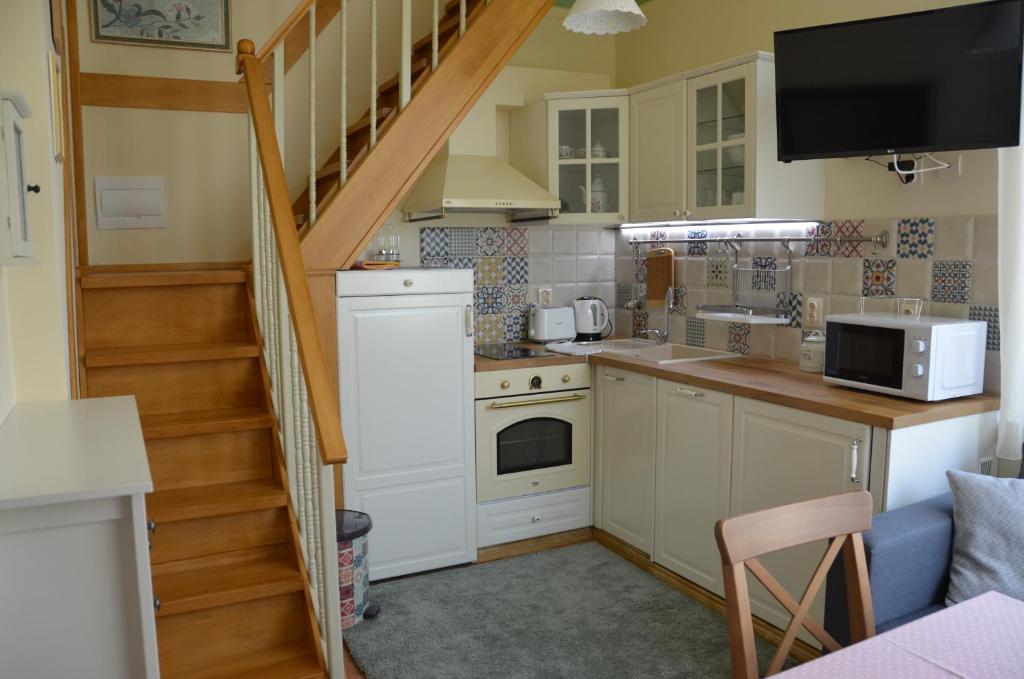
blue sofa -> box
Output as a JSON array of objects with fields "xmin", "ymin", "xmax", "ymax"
[{"xmin": 824, "ymin": 493, "xmax": 955, "ymax": 645}]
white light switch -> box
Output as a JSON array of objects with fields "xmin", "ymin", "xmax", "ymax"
[{"xmin": 95, "ymin": 177, "xmax": 167, "ymax": 229}]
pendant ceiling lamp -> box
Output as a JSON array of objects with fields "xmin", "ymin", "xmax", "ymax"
[{"xmin": 563, "ymin": 0, "xmax": 647, "ymax": 35}]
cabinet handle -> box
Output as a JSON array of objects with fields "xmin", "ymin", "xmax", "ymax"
[
  {"xmin": 672, "ymin": 209, "xmax": 681, "ymax": 218},
  {"xmin": 676, "ymin": 387, "xmax": 705, "ymax": 398},
  {"xmin": 850, "ymin": 438, "xmax": 863, "ymax": 484},
  {"xmin": 465, "ymin": 304, "xmax": 473, "ymax": 337},
  {"xmin": 602, "ymin": 375, "xmax": 625, "ymax": 382},
  {"xmin": 147, "ymin": 520, "xmax": 157, "ymax": 533},
  {"xmin": 531, "ymin": 514, "xmax": 542, "ymax": 523}
]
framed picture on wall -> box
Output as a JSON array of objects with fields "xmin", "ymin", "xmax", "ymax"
[{"xmin": 89, "ymin": 1, "xmax": 231, "ymax": 52}]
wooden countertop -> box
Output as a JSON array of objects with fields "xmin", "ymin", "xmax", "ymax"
[
  {"xmin": 0, "ymin": 396, "xmax": 153, "ymax": 510},
  {"xmin": 474, "ymin": 342, "xmax": 587, "ymax": 372},
  {"xmin": 589, "ymin": 353, "xmax": 1000, "ymax": 430}
]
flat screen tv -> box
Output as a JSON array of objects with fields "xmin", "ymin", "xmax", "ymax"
[{"xmin": 775, "ymin": 0, "xmax": 1024, "ymax": 161}]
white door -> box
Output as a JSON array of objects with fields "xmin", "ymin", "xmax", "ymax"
[
  {"xmin": 686, "ymin": 63, "xmax": 756, "ymax": 219},
  {"xmin": 731, "ymin": 397, "xmax": 870, "ymax": 639},
  {"xmin": 548, "ymin": 95, "xmax": 630, "ymax": 224},
  {"xmin": 654, "ymin": 380, "xmax": 732, "ymax": 596},
  {"xmin": 597, "ymin": 366, "xmax": 656, "ymax": 554},
  {"xmin": 630, "ymin": 81, "xmax": 686, "ymax": 223},
  {"xmin": 338, "ymin": 292, "xmax": 476, "ymax": 580}
]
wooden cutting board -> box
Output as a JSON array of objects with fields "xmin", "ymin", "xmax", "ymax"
[{"xmin": 646, "ymin": 247, "xmax": 675, "ymax": 311}]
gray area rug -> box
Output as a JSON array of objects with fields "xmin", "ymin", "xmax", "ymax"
[{"xmin": 344, "ymin": 541, "xmax": 785, "ymax": 678}]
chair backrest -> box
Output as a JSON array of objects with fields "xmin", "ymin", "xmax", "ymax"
[{"xmin": 714, "ymin": 491, "xmax": 876, "ymax": 678}]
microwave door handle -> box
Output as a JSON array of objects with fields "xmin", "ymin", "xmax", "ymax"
[{"xmin": 850, "ymin": 438, "xmax": 862, "ymax": 484}]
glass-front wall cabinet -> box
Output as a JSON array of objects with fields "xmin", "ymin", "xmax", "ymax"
[
  {"xmin": 548, "ymin": 95, "xmax": 629, "ymax": 224},
  {"xmin": 687, "ymin": 64, "xmax": 755, "ymax": 219}
]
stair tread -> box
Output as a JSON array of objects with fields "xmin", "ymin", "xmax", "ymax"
[
  {"xmin": 86, "ymin": 341, "xmax": 259, "ymax": 368},
  {"xmin": 154, "ymin": 552, "xmax": 304, "ymax": 617},
  {"xmin": 81, "ymin": 269, "xmax": 246, "ymax": 289},
  {"xmin": 147, "ymin": 479, "xmax": 287, "ymax": 523},
  {"xmin": 142, "ymin": 407, "xmax": 274, "ymax": 439},
  {"xmin": 167, "ymin": 644, "xmax": 324, "ymax": 679}
]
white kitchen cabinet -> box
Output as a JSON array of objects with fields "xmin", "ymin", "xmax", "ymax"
[
  {"xmin": 630, "ymin": 81, "xmax": 686, "ymax": 223},
  {"xmin": 684, "ymin": 53, "xmax": 824, "ymax": 221},
  {"xmin": 337, "ymin": 269, "xmax": 477, "ymax": 581},
  {"xmin": 595, "ymin": 365, "xmax": 656, "ymax": 554},
  {"xmin": 731, "ymin": 397, "xmax": 870, "ymax": 639},
  {"xmin": 509, "ymin": 90, "xmax": 630, "ymax": 224},
  {"xmin": 0, "ymin": 96, "xmax": 32, "ymax": 263},
  {"xmin": 653, "ymin": 380, "xmax": 732, "ymax": 596}
]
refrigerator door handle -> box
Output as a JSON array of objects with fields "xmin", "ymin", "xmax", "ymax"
[{"xmin": 465, "ymin": 304, "xmax": 473, "ymax": 338}]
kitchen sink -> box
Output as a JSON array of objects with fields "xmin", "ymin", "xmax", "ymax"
[{"xmin": 606, "ymin": 342, "xmax": 738, "ymax": 364}]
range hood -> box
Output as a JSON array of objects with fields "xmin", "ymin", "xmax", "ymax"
[{"xmin": 403, "ymin": 145, "xmax": 560, "ymax": 222}]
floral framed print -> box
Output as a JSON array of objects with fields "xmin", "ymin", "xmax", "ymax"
[{"xmin": 90, "ymin": 1, "xmax": 231, "ymax": 52}]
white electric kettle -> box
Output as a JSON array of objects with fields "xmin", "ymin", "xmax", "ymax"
[{"xmin": 574, "ymin": 297, "xmax": 610, "ymax": 342}]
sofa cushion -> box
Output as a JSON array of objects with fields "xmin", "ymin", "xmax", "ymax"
[{"xmin": 946, "ymin": 470, "xmax": 1024, "ymax": 605}]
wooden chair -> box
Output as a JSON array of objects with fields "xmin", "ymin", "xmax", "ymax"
[{"xmin": 714, "ymin": 491, "xmax": 876, "ymax": 678}]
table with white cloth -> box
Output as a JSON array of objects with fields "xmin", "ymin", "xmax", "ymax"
[{"xmin": 778, "ymin": 591, "xmax": 1024, "ymax": 678}]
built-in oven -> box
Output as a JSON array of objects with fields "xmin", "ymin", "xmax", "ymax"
[{"xmin": 475, "ymin": 364, "xmax": 591, "ymax": 503}]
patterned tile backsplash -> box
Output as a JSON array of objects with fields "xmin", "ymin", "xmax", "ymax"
[
  {"xmin": 615, "ymin": 215, "xmax": 1000, "ymax": 373},
  {"xmin": 420, "ymin": 225, "xmax": 616, "ymax": 345}
]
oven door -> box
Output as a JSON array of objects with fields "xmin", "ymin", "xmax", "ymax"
[
  {"xmin": 824, "ymin": 321, "xmax": 906, "ymax": 390},
  {"xmin": 475, "ymin": 390, "xmax": 591, "ymax": 503}
]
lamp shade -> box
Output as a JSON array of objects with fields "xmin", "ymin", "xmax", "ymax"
[{"xmin": 563, "ymin": 0, "xmax": 647, "ymax": 35}]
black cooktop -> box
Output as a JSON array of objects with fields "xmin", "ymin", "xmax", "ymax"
[{"xmin": 474, "ymin": 343, "xmax": 556, "ymax": 361}]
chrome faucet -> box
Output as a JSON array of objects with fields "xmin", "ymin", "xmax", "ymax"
[{"xmin": 639, "ymin": 287, "xmax": 674, "ymax": 344}]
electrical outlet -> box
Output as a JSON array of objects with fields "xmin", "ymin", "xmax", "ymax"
[
  {"xmin": 538, "ymin": 287, "xmax": 553, "ymax": 307},
  {"xmin": 806, "ymin": 297, "xmax": 824, "ymax": 327}
]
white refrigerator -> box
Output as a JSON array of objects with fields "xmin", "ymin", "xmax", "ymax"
[{"xmin": 336, "ymin": 269, "xmax": 477, "ymax": 580}]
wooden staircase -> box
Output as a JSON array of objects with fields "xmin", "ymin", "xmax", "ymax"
[
  {"xmin": 293, "ymin": 0, "xmax": 489, "ymax": 227},
  {"xmin": 78, "ymin": 266, "xmax": 326, "ymax": 678}
]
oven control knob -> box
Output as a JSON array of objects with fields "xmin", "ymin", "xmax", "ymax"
[
  {"xmin": 561, "ymin": 374, "xmax": 571, "ymax": 383},
  {"xmin": 499, "ymin": 380, "xmax": 510, "ymax": 390},
  {"xmin": 912, "ymin": 339, "xmax": 928, "ymax": 354},
  {"xmin": 911, "ymin": 363, "xmax": 926, "ymax": 378},
  {"xmin": 529, "ymin": 374, "xmax": 543, "ymax": 390}
]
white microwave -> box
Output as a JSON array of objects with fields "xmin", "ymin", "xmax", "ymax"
[{"xmin": 823, "ymin": 313, "xmax": 987, "ymax": 401}]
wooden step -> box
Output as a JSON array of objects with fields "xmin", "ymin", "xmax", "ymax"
[
  {"xmin": 82, "ymin": 282, "xmax": 252, "ymax": 349},
  {"xmin": 80, "ymin": 270, "xmax": 246, "ymax": 289},
  {"xmin": 142, "ymin": 407, "xmax": 274, "ymax": 440},
  {"xmin": 87, "ymin": 357, "xmax": 263, "ymax": 416},
  {"xmin": 85, "ymin": 341, "xmax": 260, "ymax": 368},
  {"xmin": 147, "ymin": 479, "xmax": 288, "ymax": 523},
  {"xmin": 150, "ymin": 507, "xmax": 290, "ymax": 564},
  {"xmin": 147, "ymin": 427, "xmax": 273, "ymax": 491},
  {"xmin": 153, "ymin": 551, "xmax": 304, "ymax": 617},
  {"xmin": 157, "ymin": 592, "xmax": 313, "ymax": 678},
  {"xmin": 167, "ymin": 644, "xmax": 324, "ymax": 679}
]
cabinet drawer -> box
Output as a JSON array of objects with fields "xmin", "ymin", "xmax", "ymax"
[{"xmin": 477, "ymin": 487, "xmax": 591, "ymax": 548}]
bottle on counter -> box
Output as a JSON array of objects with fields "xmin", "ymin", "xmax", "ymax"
[{"xmin": 800, "ymin": 330, "xmax": 826, "ymax": 374}]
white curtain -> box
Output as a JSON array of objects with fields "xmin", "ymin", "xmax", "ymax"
[{"xmin": 997, "ymin": 130, "xmax": 1024, "ymax": 477}]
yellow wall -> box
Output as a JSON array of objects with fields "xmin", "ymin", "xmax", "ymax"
[
  {"xmin": 615, "ymin": 0, "xmax": 997, "ymax": 218},
  {"xmin": 0, "ymin": 0, "xmax": 72, "ymax": 409}
]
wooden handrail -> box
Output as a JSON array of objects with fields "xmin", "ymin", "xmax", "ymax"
[
  {"xmin": 236, "ymin": 38, "xmax": 347, "ymax": 466},
  {"xmin": 256, "ymin": 0, "xmax": 315, "ymax": 62}
]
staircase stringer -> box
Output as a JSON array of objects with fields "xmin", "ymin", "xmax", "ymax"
[{"xmin": 299, "ymin": 0, "xmax": 556, "ymax": 272}]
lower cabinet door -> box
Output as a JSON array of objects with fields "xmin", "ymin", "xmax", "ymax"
[
  {"xmin": 731, "ymin": 397, "xmax": 871, "ymax": 641},
  {"xmin": 653, "ymin": 380, "xmax": 733, "ymax": 596},
  {"xmin": 598, "ymin": 367, "xmax": 656, "ymax": 555}
]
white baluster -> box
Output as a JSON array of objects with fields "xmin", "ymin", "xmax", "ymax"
[
  {"xmin": 318, "ymin": 453, "xmax": 343, "ymax": 678},
  {"xmin": 431, "ymin": 0, "xmax": 439, "ymax": 70},
  {"xmin": 308, "ymin": 5, "xmax": 317, "ymax": 226},
  {"xmin": 370, "ymin": 0, "xmax": 378, "ymax": 148},
  {"xmin": 272, "ymin": 43, "xmax": 288, "ymax": 422},
  {"xmin": 460, "ymin": 0, "xmax": 467, "ymax": 36},
  {"xmin": 248, "ymin": 118, "xmax": 262, "ymax": 332},
  {"xmin": 340, "ymin": 0, "xmax": 348, "ymax": 185},
  {"xmin": 399, "ymin": 0, "xmax": 411, "ymax": 110}
]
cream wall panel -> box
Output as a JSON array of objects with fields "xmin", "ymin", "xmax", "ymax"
[
  {"xmin": 83, "ymin": 107, "xmax": 250, "ymax": 264},
  {"xmin": 0, "ymin": 0, "xmax": 71, "ymax": 403}
]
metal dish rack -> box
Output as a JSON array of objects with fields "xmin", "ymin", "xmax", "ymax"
[{"xmin": 629, "ymin": 226, "xmax": 889, "ymax": 324}]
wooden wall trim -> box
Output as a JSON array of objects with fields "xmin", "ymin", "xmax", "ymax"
[
  {"xmin": 299, "ymin": 0, "xmax": 555, "ymax": 271},
  {"xmin": 80, "ymin": 73, "xmax": 253, "ymax": 113}
]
